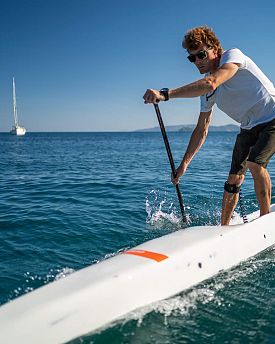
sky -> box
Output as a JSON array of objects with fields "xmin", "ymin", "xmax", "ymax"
[{"xmin": 0, "ymin": 0, "xmax": 275, "ymax": 132}]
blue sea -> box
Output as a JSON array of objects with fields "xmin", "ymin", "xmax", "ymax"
[{"xmin": 0, "ymin": 132, "xmax": 274, "ymax": 343}]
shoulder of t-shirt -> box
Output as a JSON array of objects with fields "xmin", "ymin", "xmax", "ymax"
[{"xmin": 220, "ymin": 48, "xmax": 246, "ymax": 68}]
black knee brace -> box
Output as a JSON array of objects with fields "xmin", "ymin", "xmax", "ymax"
[{"xmin": 224, "ymin": 181, "xmax": 240, "ymax": 194}]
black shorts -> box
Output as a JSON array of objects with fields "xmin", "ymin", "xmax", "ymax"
[{"xmin": 230, "ymin": 118, "xmax": 275, "ymax": 175}]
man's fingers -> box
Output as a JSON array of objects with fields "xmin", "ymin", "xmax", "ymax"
[
  {"xmin": 143, "ymin": 89, "xmax": 164, "ymax": 104},
  {"xmin": 171, "ymin": 172, "xmax": 180, "ymax": 185}
]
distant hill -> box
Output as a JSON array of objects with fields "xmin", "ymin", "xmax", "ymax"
[{"xmin": 135, "ymin": 124, "xmax": 239, "ymax": 132}]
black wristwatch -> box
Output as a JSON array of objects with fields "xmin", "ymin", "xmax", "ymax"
[{"xmin": 159, "ymin": 88, "xmax": 169, "ymax": 101}]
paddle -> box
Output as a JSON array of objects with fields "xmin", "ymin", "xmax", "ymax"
[{"xmin": 153, "ymin": 103, "xmax": 187, "ymax": 223}]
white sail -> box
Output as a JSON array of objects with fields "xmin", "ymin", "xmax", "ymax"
[{"xmin": 10, "ymin": 77, "xmax": 26, "ymax": 136}]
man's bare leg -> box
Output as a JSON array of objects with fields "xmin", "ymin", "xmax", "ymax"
[
  {"xmin": 221, "ymin": 174, "xmax": 245, "ymax": 225},
  {"xmin": 247, "ymin": 161, "xmax": 271, "ymax": 216}
]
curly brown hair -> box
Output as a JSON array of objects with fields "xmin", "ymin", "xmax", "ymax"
[{"xmin": 182, "ymin": 26, "xmax": 223, "ymax": 57}]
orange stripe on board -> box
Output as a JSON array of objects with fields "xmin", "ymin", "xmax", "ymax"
[{"xmin": 122, "ymin": 249, "xmax": 168, "ymax": 262}]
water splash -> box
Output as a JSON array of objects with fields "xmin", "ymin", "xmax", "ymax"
[
  {"xmin": 93, "ymin": 248, "xmax": 127, "ymax": 264},
  {"xmin": 117, "ymin": 248, "xmax": 274, "ymax": 329},
  {"xmin": 119, "ymin": 283, "xmax": 224, "ymax": 329},
  {"xmin": 54, "ymin": 267, "xmax": 75, "ymax": 280},
  {"xmin": 145, "ymin": 189, "xmax": 185, "ymax": 228}
]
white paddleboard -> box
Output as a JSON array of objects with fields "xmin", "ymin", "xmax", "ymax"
[{"xmin": 0, "ymin": 205, "xmax": 274, "ymax": 343}]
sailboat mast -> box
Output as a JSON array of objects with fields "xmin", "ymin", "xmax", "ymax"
[{"xmin": 12, "ymin": 77, "xmax": 18, "ymax": 126}]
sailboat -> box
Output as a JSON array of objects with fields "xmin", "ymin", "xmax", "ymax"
[{"xmin": 10, "ymin": 77, "xmax": 26, "ymax": 136}]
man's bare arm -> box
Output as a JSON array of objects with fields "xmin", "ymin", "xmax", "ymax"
[
  {"xmin": 172, "ymin": 110, "xmax": 212, "ymax": 184},
  {"xmin": 143, "ymin": 63, "xmax": 240, "ymax": 103},
  {"xmin": 169, "ymin": 63, "xmax": 240, "ymax": 99}
]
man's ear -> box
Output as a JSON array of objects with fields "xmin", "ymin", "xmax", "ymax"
[{"xmin": 212, "ymin": 46, "xmax": 219, "ymax": 57}]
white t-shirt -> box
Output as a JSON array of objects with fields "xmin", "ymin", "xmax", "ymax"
[{"xmin": 200, "ymin": 48, "xmax": 275, "ymax": 129}]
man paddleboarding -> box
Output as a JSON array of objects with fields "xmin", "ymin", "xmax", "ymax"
[{"xmin": 143, "ymin": 26, "xmax": 275, "ymax": 225}]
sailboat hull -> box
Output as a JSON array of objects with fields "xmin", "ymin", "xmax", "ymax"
[
  {"xmin": 10, "ymin": 126, "xmax": 26, "ymax": 136},
  {"xmin": 10, "ymin": 127, "xmax": 26, "ymax": 136}
]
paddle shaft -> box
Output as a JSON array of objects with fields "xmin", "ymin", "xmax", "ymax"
[{"xmin": 153, "ymin": 104, "xmax": 187, "ymax": 223}]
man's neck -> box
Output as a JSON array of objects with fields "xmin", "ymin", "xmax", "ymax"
[{"xmin": 209, "ymin": 57, "xmax": 221, "ymax": 73}]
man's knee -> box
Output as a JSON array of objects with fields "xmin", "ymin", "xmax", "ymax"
[
  {"xmin": 227, "ymin": 173, "xmax": 245, "ymax": 185},
  {"xmin": 224, "ymin": 174, "xmax": 245, "ymax": 194}
]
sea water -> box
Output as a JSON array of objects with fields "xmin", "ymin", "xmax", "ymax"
[{"xmin": 0, "ymin": 132, "xmax": 274, "ymax": 343}]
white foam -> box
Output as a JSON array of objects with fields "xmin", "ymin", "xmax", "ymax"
[
  {"xmin": 117, "ymin": 248, "xmax": 274, "ymax": 329},
  {"xmin": 54, "ymin": 267, "xmax": 75, "ymax": 281},
  {"xmin": 145, "ymin": 189, "xmax": 185, "ymax": 227},
  {"xmin": 120, "ymin": 283, "xmax": 224, "ymax": 328}
]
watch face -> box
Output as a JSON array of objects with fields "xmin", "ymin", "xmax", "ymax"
[{"xmin": 160, "ymin": 88, "xmax": 169, "ymax": 101}]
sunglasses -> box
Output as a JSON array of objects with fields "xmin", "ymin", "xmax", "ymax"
[{"xmin": 187, "ymin": 49, "xmax": 209, "ymax": 63}]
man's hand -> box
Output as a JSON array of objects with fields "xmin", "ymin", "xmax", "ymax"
[
  {"xmin": 171, "ymin": 162, "xmax": 187, "ymax": 185},
  {"xmin": 143, "ymin": 89, "xmax": 165, "ymax": 104}
]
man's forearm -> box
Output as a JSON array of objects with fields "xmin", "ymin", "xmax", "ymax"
[
  {"xmin": 169, "ymin": 77, "xmax": 215, "ymax": 99},
  {"xmin": 181, "ymin": 126, "xmax": 208, "ymax": 167}
]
